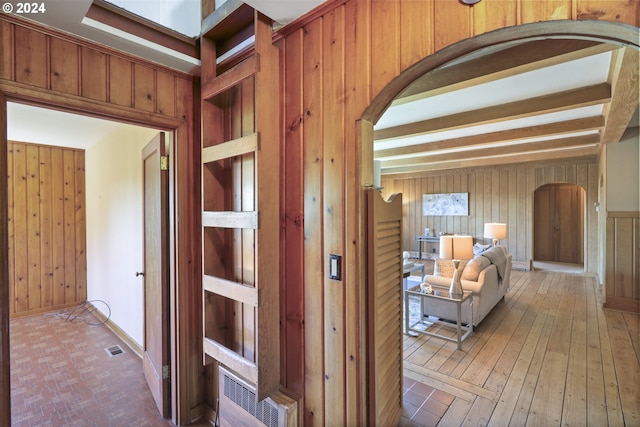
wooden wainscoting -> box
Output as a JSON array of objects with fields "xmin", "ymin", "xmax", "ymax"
[
  {"xmin": 7, "ymin": 141, "xmax": 86, "ymax": 317},
  {"xmin": 605, "ymin": 211, "xmax": 640, "ymax": 313}
]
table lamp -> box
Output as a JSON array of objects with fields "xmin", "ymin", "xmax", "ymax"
[
  {"xmin": 484, "ymin": 223, "xmax": 507, "ymax": 246},
  {"xmin": 439, "ymin": 235, "xmax": 473, "ymax": 298}
]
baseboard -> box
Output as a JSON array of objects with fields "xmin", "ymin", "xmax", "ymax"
[
  {"xmin": 603, "ymin": 296, "xmax": 640, "ymax": 314},
  {"xmin": 87, "ymin": 302, "xmax": 144, "ymax": 358},
  {"xmin": 512, "ymin": 260, "xmax": 532, "ymax": 271}
]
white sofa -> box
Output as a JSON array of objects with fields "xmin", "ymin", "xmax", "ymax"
[{"xmin": 420, "ymin": 246, "xmax": 512, "ymax": 326}]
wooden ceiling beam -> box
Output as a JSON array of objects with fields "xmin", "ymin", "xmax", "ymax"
[
  {"xmin": 394, "ymin": 39, "xmax": 617, "ymax": 105},
  {"xmin": 374, "ymin": 115, "xmax": 605, "ymax": 158},
  {"xmin": 374, "ymin": 83, "xmax": 611, "ymax": 141},
  {"xmin": 380, "ymin": 134, "xmax": 600, "ymax": 167},
  {"xmin": 601, "ymin": 47, "xmax": 640, "ymax": 144},
  {"xmin": 381, "ymin": 146, "xmax": 600, "ymax": 175}
]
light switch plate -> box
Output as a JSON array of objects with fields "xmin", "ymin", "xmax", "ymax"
[{"xmin": 329, "ymin": 254, "xmax": 342, "ymax": 280}]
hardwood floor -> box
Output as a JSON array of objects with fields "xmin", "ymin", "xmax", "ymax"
[{"xmin": 402, "ymin": 269, "xmax": 640, "ymax": 426}]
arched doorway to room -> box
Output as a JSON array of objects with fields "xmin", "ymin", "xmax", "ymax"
[
  {"xmin": 358, "ymin": 20, "xmax": 639, "ymax": 426},
  {"xmin": 533, "ymin": 183, "xmax": 585, "ymax": 273}
]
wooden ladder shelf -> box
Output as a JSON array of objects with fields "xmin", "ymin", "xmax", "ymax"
[{"xmin": 200, "ymin": 6, "xmax": 280, "ymax": 401}]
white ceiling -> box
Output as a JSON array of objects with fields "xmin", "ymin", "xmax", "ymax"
[
  {"xmin": 7, "ymin": 103, "xmax": 150, "ymax": 149},
  {"xmin": 374, "ymin": 38, "xmax": 639, "ymax": 176}
]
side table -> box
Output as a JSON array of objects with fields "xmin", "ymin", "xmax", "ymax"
[{"xmin": 404, "ymin": 284, "xmax": 473, "ymax": 350}]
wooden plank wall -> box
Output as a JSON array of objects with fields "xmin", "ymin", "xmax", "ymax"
[
  {"xmin": 276, "ymin": 0, "xmax": 638, "ymax": 425},
  {"xmin": 7, "ymin": 141, "xmax": 86, "ymax": 317},
  {"xmin": 380, "ymin": 160, "xmax": 599, "ymax": 272},
  {"xmin": 605, "ymin": 212, "xmax": 640, "ymax": 313},
  {"xmin": 0, "ymin": 15, "xmax": 200, "ymax": 426}
]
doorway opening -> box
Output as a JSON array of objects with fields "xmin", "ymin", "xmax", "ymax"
[
  {"xmin": 6, "ymin": 101, "xmax": 172, "ymax": 423},
  {"xmin": 533, "ymin": 183, "xmax": 585, "ymax": 274}
]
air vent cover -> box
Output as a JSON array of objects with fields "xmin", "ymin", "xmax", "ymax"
[{"xmin": 105, "ymin": 345, "xmax": 124, "ymax": 357}]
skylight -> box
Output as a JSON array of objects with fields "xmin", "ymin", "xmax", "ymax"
[{"xmin": 105, "ymin": 0, "xmax": 201, "ymax": 37}]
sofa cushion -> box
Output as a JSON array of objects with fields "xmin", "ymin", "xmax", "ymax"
[{"xmin": 461, "ymin": 255, "xmax": 491, "ymax": 281}]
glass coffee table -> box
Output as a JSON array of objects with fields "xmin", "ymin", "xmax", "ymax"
[{"xmin": 404, "ymin": 284, "xmax": 473, "ymax": 350}]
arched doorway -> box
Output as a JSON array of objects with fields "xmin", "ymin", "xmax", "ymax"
[
  {"xmin": 357, "ymin": 20, "xmax": 638, "ymax": 425},
  {"xmin": 534, "ymin": 183, "xmax": 585, "ymax": 265}
]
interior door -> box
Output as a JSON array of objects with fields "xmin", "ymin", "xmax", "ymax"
[
  {"xmin": 142, "ymin": 133, "xmax": 170, "ymax": 418},
  {"xmin": 1, "ymin": 92, "xmax": 11, "ymax": 426},
  {"xmin": 534, "ymin": 184, "xmax": 581, "ymax": 263}
]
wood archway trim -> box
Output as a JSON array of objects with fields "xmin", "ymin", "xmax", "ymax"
[{"xmin": 361, "ymin": 20, "xmax": 640, "ymax": 125}]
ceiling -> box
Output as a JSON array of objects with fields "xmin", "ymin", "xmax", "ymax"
[{"xmin": 374, "ymin": 38, "xmax": 639, "ymax": 177}]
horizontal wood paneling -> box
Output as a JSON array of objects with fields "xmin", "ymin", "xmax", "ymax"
[
  {"xmin": 381, "ymin": 160, "xmax": 599, "ymax": 272},
  {"xmin": 7, "ymin": 142, "xmax": 86, "ymax": 316},
  {"xmin": 278, "ymin": 0, "xmax": 638, "ymax": 424}
]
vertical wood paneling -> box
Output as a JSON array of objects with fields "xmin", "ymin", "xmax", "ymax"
[
  {"xmin": 109, "ymin": 56, "xmax": 133, "ymax": 107},
  {"xmin": 50, "ymin": 38, "xmax": 79, "ymax": 95},
  {"xmin": 322, "ymin": 7, "xmax": 346, "ymax": 424},
  {"xmin": 370, "ymin": 0, "xmax": 399, "ymax": 100},
  {"xmin": 74, "ymin": 151, "xmax": 86, "ymax": 302},
  {"xmin": 0, "ymin": 20, "xmax": 14, "ymax": 80},
  {"xmin": 302, "ymin": 15, "xmax": 325, "ymax": 427},
  {"xmin": 433, "ymin": 0, "xmax": 471, "ymax": 51},
  {"xmin": 282, "ymin": 29, "xmax": 305, "ymax": 398},
  {"xmin": 399, "ymin": 1, "xmax": 433, "ymax": 71},
  {"xmin": 7, "ymin": 143, "xmax": 15, "ymax": 315},
  {"xmin": 521, "ymin": 0, "xmax": 572, "ymax": 23},
  {"xmin": 14, "ymin": 26, "xmax": 47, "ymax": 88},
  {"xmin": 7, "ymin": 143, "xmax": 86, "ymax": 316},
  {"xmin": 473, "ymin": 0, "xmax": 518, "ymax": 35},
  {"xmin": 12, "ymin": 144, "xmax": 28, "ymax": 313},
  {"xmin": 39, "ymin": 147, "xmax": 53, "ymax": 308},
  {"xmin": 63, "ymin": 150, "xmax": 77, "ymax": 304},
  {"xmin": 577, "ymin": 0, "xmax": 639, "ymax": 24},
  {"xmin": 81, "ymin": 47, "xmax": 107, "ymax": 101},
  {"xmin": 134, "ymin": 63, "xmax": 156, "ymax": 113},
  {"xmin": 156, "ymin": 71, "xmax": 176, "ymax": 117},
  {"xmin": 605, "ymin": 214, "xmax": 640, "ymax": 312},
  {"xmin": 51, "ymin": 147, "xmax": 66, "ymax": 306},
  {"xmin": 343, "ymin": 2, "xmax": 371, "ymax": 424},
  {"xmin": 26, "ymin": 144, "xmax": 41, "ymax": 310}
]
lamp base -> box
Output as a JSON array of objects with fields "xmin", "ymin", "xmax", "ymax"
[
  {"xmin": 449, "ymin": 259, "xmax": 463, "ymax": 299},
  {"xmin": 492, "ymin": 238, "xmax": 499, "ymax": 246}
]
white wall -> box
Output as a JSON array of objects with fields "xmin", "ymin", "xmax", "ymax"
[
  {"xmin": 86, "ymin": 126, "xmax": 159, "ymax": 347},
  {"xmin": 606, "ymin": 128, "xmax": 640, "ymax": 211}
]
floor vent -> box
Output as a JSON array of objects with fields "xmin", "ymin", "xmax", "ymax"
[
  {"xmin": 105, "ymin": 345, "xmax": 124, "ymax": 357},
  {"xmin": 218, "ymin": 366, "xmax": 297, "ymax": 427}
]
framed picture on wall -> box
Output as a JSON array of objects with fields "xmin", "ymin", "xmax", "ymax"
[{"xmin": 423, "ymin": 192, "xmax": 469, "ymax": 216}]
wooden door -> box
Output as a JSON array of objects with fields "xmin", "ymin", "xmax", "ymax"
[
  {"xmin": 141, "ymin": 133, "xmax": 170, "ymax": 418},
  {"xmin": 367, "ymin": 189, "xmax": 403, "ymax": 427},
  {"xmin": 534, "ymin": 184, "xmax": 581, "ymax": 263},
  {"xmin": 1, "ymin": 92, "xmax": 11, "ymax": 427}
]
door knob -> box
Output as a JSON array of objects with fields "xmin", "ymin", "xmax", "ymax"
[{"xmin": 136, "ymin": 271, "xmax": 145, "ymax": 277}]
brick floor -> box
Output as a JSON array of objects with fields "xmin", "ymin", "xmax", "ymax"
[
  {"xmin": 10, "ymin": 311, "xmax": 190, "ymax": 427},
  {"xmin": 11, "ymin": 310, "xmax": 453, "ymax": 426}
]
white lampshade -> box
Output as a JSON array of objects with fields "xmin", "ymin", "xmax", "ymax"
[
  {"xmin": 484, "ymin": 223, "xmax": 507, "ymax": 245},
  {"xmin": 439, "ymin": 235, "xmax": 474, "ymax": 260}
]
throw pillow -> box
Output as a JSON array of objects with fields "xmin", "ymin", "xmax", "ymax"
[
  {"xmin": 473, "ymin": 243, "xmax": 491, "ymax": 255},
  {"xmin": 435, "ymin": 259, "xmax": 468, "ymax": 278},
  {"xmin": 461, "ymin": 255, "xmax": 491, "ymax": 281}
]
